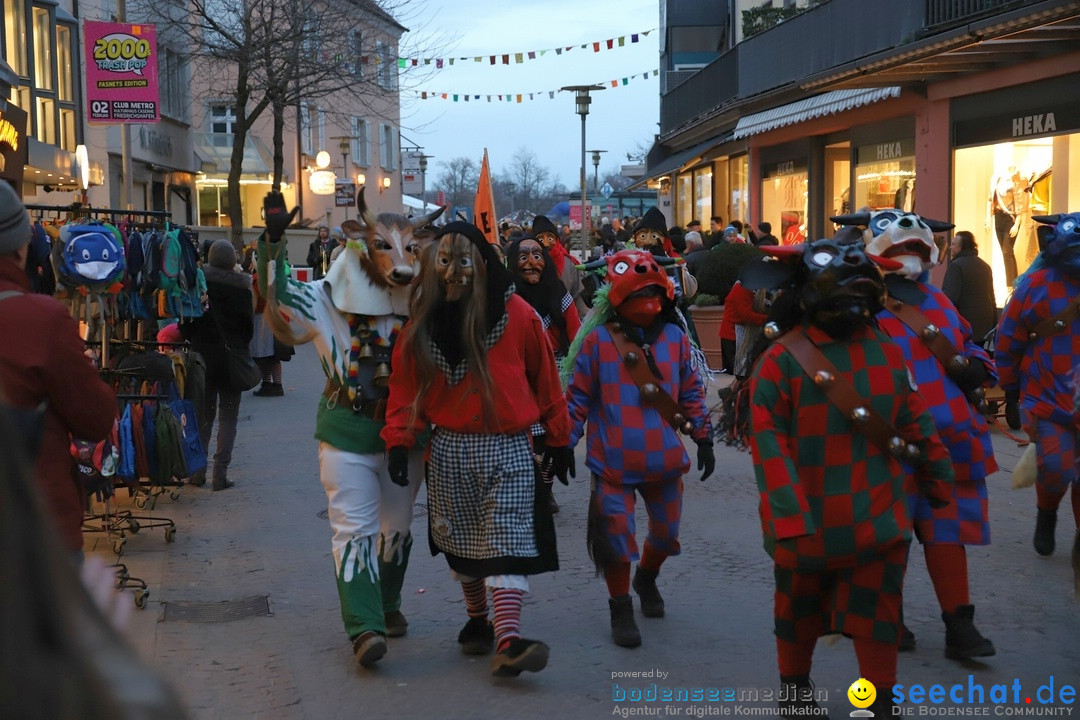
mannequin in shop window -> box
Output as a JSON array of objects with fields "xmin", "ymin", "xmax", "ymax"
[
  {"xmin": 988, "ymin": 166, "xmax": 1028, "ymax": 288},
  {"xmin": 894, "ymin": 179, "xmax": 915, "ymax": 213}
]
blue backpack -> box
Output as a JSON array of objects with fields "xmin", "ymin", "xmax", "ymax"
[{"xmin": 56, "ymin": 222, "xmax": 126, "ymax": 293}]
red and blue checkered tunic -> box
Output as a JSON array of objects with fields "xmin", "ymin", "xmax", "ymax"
[
  {"xmin": 565, "ymin": 322, "xmax": 711, "ymax": 484},
  {"xmin": 876, "ymin": 284, "xmax": 996, "ymax": 545},
  {"xmin": 749, "ymin": 324, "xmax": 954, "ymax": 571},
  {"xmin": 995, "ymin": 268, "xmax": 1080, "ymax": 427}
]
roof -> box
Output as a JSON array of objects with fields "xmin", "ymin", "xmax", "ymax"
[{"xmin": 733, "ymin": 87, "xmax": 901, "ymax": 139}]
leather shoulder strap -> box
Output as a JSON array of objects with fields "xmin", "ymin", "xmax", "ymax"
[
  {"xmin": 775, "ymin": 330, "xmax": 920, "ymax": 461},
  {"xmin": 1029, "ymin": 296, "xmax": 1080, "ymax": 340},
  {"xmin": 605, "ymin": 322, "xmax": 693, "ymax": 434},
  {"xmin": 885, "ymin": 297, "xmax": 967, "ymax": 374}
]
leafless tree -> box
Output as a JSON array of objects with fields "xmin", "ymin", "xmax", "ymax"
[{"xmin": 433, "ymin": 156, "xmax": 478, "ymax": 209}]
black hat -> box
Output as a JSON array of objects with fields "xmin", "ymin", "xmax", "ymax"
[
  {"xmin": 632, "ymin": 207, "xmax": 668, "ymax": 237},
  {"xmin": 531, "ymin": 215, "xmax": 559, "ymax": 238},
  {"xmin": 687, "ymin": 219, "xmax": 702, "ymax": 229}
]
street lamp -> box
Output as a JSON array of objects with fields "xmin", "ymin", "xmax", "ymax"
[
  {"xmin": 589, "ymin": 149, "xmax": 607, "ymax": 194},
  {"xmin": 418, "ymin": 153, "xmax": 433, "ymax": 212},
  {"xmin": 561, "ymin": 84, "xmax": 605, "ymax": 258},
  {"xmin": 332, "ymin": 136, "xmax": 357, "ymax": 220}
]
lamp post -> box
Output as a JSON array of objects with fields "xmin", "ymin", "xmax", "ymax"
[
  {"xmin": 561, "ymin": 84, "xmax": 605, "ymax": 258},
  {"xmin": 332, "ymin": 136, "xmax": 356, "ymax": 220},
  {"xmin": 588, "ymin": 149, "xmax": 607, "ymax": 194},
  {"xmin": 419, "ymin": 154, "xmax": 432, "ymax": 212}
]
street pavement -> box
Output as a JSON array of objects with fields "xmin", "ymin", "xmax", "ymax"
[{"xmin": 85, "ymin": 343, "xmax": 1080, "ymax": 720}]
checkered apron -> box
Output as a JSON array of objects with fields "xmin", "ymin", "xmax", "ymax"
[{"xmin": 427, "ymin": 429, "xmax": 538, "ymax": 561}]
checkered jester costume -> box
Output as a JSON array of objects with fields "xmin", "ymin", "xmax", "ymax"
[
  {"xmin": 840, "ymin": 209, "xmax": 997, "ymax": 660},
  {"xmin": 562, "ymin": 249, "xmax": 714, "ymax": 649},
  {"xmin": 380, "ymin": 221, "xmax": 572, "ymax": 678},
  {"xmin": 995, "ymin": 211, "xmax": 1080, "ymax": 592},
  {"xmin": 737, "ymin": 238, "xmax": 954, "ymax": 719}
]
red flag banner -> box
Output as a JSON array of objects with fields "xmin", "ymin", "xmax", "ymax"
[{"xmin": 474, "ymin": 149, "xmax": 498, "ymax": 244}]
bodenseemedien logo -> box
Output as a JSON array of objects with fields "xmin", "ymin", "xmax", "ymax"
[{"xmin": 848, "ymin": 678, "xmax": 877, "ymax": 717}]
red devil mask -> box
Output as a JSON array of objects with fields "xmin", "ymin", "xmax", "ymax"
[{"xmin": 605, "ymin": 249, "xmax": 675, "ymax": 326}]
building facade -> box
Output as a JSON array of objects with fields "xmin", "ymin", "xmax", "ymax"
[{"xmin": 650, "ymin": 0, "xmax": 1080, "ymax": 300}]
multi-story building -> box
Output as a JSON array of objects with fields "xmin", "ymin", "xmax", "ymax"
[
  {"xmin": 2, "ymin": 0, "xmax": 406, "ymax": 232},
  {"xmin": 650, "ymin": 0, "xmax": 1080, "ymax": 299}
]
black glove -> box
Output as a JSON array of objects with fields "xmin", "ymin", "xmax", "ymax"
[
  {"xmin": 696, "ymin": 439, "xmax": 715, "ymax": 482},
  {"xmin": 951, "ymin": 357, "xmax": 989, "ymax": 394},
  {"xmin": 1004, "ymin": 387, "xmax": 1022, "ymax": 430},
  {"xmin": 387, "ymin": 446, "xmax": 409, "ymax": 487},
  {"xmin": 922, "ymin": 482, "xmax": 951, "ymax": 510},
  {"xmin": 264, "ymin": 192, "xmax": 299, "ymax": 242},
  {"xmin": 541, "ymin": 445, "xmax": 576, "ymax": 486}
]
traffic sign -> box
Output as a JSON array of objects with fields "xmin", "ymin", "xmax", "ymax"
[{"xmin": 600, "ymin": 182, "xmax": 614, "ymax": 199}]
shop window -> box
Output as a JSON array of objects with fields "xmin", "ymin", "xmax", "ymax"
[
  {"xmin": 952, "ymin": 137, "xmax": 1064, "ymax": 302},
  {"xmin": 693, "ymin": 167, "xmax": 712, "ymax": 225},
  {"xmin": 4, "ymin": 0, "xmax": 27, "ymax": 76},
  {"xmin": 198, "ymin": 185, "xmax": 230, "ymax": 226},
  {"xmin": 676, "ymin": 174, "xmax": 692, "ymax": 226},
  {"xmin": 59, "ymin": 107, "xmax": 75, "ymax": 151},
  {"xmin": 34, "ymin": 95, "xmax": 54, "ymax": 143},
  {"xmin": 729, "ymin": 155, "xmax": 748, "ymax": 229},
  {"xmin": 761, "ymin": 163, "xmax": 808, "ymax": 246},
  {"xmin": 32, "ymin": 6, "xmax": 53, "ymax": 91},
  {"xmin": 825, "ymin": 143, "xmax": 851, "ymax": 222}
]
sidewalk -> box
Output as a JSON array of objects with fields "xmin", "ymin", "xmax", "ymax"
[{"xmin": 85, "ymin": 345, "xmax": 1077, "ymax": 720}]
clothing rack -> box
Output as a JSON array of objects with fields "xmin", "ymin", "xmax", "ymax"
[{"xmin": 24, "ymin": 203, "xmax": 172, "ymax": 226}]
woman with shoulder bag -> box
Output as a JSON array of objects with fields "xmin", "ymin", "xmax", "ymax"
[{"xmin": 180, "ymin": 239, "xmax": 254, "ymax": 490}]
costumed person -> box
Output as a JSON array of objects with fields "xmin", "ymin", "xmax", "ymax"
[
  {"xmin": 506, "ymin": 235, "xmax": 582, "ymax": 515},
  {"xmin": 532, "ymin": 214, "xmax": 588, "ymax": 317},
  {"xmin": 307, "ymin": 225, "xmax": 334, "ymax": 280},
  {"xmin": 257, "ymin": 191, "xmax": 443, "ymax": 668},
  {"xmin": 842, "ymin": 209, "xmax": 996, "ymax": 660},
  {"xmin": 562, "ymin": 249, "xmax": 714, "ymax": 649},
  {"xmin": 629, "ymin": 208, "xmax": 699, "ymax": 345},
  {"xmin": 380, "ymin": 221, "xmax": 572, "ymax": 678},
  {"xmin": 995, "ymin": 211, "xmax": 1080, "ymax": 590},
  {"xmin": 728, "ymin": 237, "xmax": 953, "ymax": 718},
  {"xmin": 249, "ymin": 268, "xmax": 286, "ymax": 397}
]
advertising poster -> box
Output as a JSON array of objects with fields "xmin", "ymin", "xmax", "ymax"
[{"xmin": 84, "ymin": 21, "xmax": 160, "ymax": 123}]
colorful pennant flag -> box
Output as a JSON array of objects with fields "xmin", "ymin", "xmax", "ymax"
[{"xmin": 474, "ymin": 150, "xmax": 498, "ymax": 245}]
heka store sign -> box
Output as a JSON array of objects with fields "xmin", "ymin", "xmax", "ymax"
[{"xmin": 84, "ymin": 22, "xmax": 160, "ymax": 123}]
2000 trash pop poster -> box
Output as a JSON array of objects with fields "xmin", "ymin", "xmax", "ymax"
[{"xmin": 84, "ymin": 21, "xmax": 159, "ymax": 124}]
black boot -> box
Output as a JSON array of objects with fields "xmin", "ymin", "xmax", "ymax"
[
  {"xmin": 1034, "ymin": 508, "xmax": 1057, "ymax": 556},
  {"xmin": 778, "ymin": 674, "xmax": 826, "ymax": 718},
  {"xmin": 608, "ymin": 595, "xmax": 641, "ymax": 648},
  {"xmin": 212, "ymin": 471, "xmax": 234, "ymax": 491},
  {"xmin": 867, "ymin": 695, "xmax": 894, "ymax": 719},
  {"xmin": 942, "ymin": 604, "xmax": 995, "ymax": 659},
  {"xmin": 632, "ymin": 566, "xmax": 665, "ymax": 618},
  {"xmin": 544, "ymin": 481, "xmax": 559, "ymax": 515},
  {"xmin": 899, "ymin": 624, "xmax": 916, "ymax": 652}
]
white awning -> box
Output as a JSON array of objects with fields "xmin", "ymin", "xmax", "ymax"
[
  {"xmin": 733, "ymin": 87, "xmax": 901, "ymax": 139},
  {"xmin": 402, "ymin": 194, "xmax": 441, "ymax": 214}
]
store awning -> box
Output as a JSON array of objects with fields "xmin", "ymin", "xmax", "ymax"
[
  {"xmin": 733, "ymin": 86, "xmax": 901, "ymax": 139},
  {"xmin": 644, "ymin": 136, "xmax": 723, "ymax": 181},
  {"xmin": 193, "ymin": 132, "xmax": 274, "ymax": 181}
]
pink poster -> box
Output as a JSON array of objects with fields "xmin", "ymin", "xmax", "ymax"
[{"xmin": 84, "ymin": 21, "xmax": 159, "ymax": 123}]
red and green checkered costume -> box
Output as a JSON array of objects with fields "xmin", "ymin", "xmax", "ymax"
[{"xmin": 749, "ymin": 323, "xmax": 954, "ymax": 642}]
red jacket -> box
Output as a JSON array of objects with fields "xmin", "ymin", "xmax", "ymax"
[
  {"xmin": 381, "ymin": 295, "xmax": 570, "ymax": 449},
  {"xmin": 0, "ymin": 258, "xmax": 116, "ymax": 550},
  {"xmin": 720, "ymin": 282, "xmax": 767, "ymax": 341}
]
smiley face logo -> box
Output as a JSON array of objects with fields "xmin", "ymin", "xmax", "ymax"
[{"xmin": 848, "ymin": 678, "xmax": 877, "ymax": 709}]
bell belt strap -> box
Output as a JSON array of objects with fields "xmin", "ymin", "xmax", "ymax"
[
  {"xmin": 605, "ymin": 321, "xmax": 694, "ymax": 434},
  {"xmin": 884, "ymin": 297, "xmax": 970, "ymax": 376},
  {"xmin": 775, "ymin": 330, "xmax": 922, "ymax": 463},
  {"xmin": 323, "ymin": 378, "xmax": 386, "ymax": 421},
  {"xmin": 1028, "ymin": 296, "xmax": 1080, "ymax": 340}
]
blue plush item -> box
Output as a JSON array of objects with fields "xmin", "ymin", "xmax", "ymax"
[{"xmin": 57, "ymin": 223, "xmax": 126, "ymax": 291}]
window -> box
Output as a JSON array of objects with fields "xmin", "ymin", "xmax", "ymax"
[
  {"xmin": 4, "ymin": 0, "xmax": 27, "ymax": 76},
  {"xmin": 351, "ymin": 117, "xmax": 369, "ymax": 167},
  {"xmin": 32, "ymin": 6, "xmax": 53, "ymax": 91},
  {"xmin": 210, "ymin": 104, "xmax": 236, "ymax": 134},
  {"xmin": 299, "ymin": 103, "xmax": 312, "ymax": 155},
  {"xmin": 59, "ymin": 107, "xmax": 75, "ymax": 150},
  {"xmin": 55, "ymin": 25, "xmax": 71, "ymax": 101},
  {"xmin": 352, "ymin": 31, "xmax": 363, "ymax": 78},
  {"xmin": 159, "ymin": 47, "xmax": 189, "ymax": 120},
  {"xmin": 316, "ymin": 107, "xmax": 325, "ymax": 156},
  {"xmin": 35, "ymin": 96, "xmax": 55, "ymax": 143},
  {"xmin": 379, "ymin": 123, "xmax": 396, "ymax": 171},
  {"xmin": 376, "ymin": 41, "xmax": 397, "ymax": 91}
]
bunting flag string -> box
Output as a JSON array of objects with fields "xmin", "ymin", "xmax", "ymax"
[
  {"xmin": 359, "ymin": 28, "xmax": 655, "ymax": 69},
  {"xmin": 412, "ymin": 70, "xmax": 659, "ymax": 103}
]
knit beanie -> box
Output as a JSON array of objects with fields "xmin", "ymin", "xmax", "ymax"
[
  {"xmin": 208, "ymin": 239, "xmax": 237, "ymax": 269},
  {"xmin": 0, "ymin": 180, "xmax": 31, "ymax": 254}
]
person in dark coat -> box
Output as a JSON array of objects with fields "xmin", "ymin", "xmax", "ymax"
[
  {"xmin": 0, "ymin": 181, "xmax": 117, "ymax": 557},
  {"xmin": 942, "ymin": 230, "xmax": 997, "ymax": 343},
  {"xmin": 753, "ymin": 221, "xmax": 780, "ymax": 247},
  {"xmin": 180, "ymin": 239, "xmax": 254, "ymax": 490}
]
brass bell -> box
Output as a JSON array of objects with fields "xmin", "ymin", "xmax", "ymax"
[
  {"xmin": 1054, "ymin": 320, "xmax": 1066, "ymax": 330},
  {"xmin": 1029, "ymin": 331, "xmax": 1039, "ymax": 340},
  {"xmin": 681, "ymin": 421, "xmax": 693, "ymax": 435},
  {"xmin": 890, "ymin": 299, "xmax": 904, "ymax": 310},
  {"xmin": 359, "ymin": 343, "xmax": 374, "ymax": 359},
  {"xmin": 612, "ymin": 322, "xmax": 622, "ymax": 332},
  {"xmin": 972, "ymin": 387, "xmax": 985, "ymax": 398},
  {"xmin": 951, "ymin": 354, "xmax": 968, "ymax": 369},
  {"xmin": 764, "ymin": 322, "xmax": 781, "ymax": 339},
  {"xmin": 888, "ymin": 436, "xmax": 906, "ymax": 456},
  {"xmin": 814, "ymin": 370, "xmax": 834, "ymax": 388},
  {"xmin": 851, "ymin": 406, "xmax": 870, "ymax": 423},
  {"xmin": 372, "ymin": 362, "xmax": 391, "ymax": 387},
  {"xmin": 905, "ymin": 444, "xmax": 922, "ymax": 461},
  {"xmin": 625, "ymin": 351, "xmax": 640, "ymax": 365},
  {"xmin": 673, "ymin": 412, "xmax": 686, "ymax": 426},
  {"xmin": 922, "ymin": 324, "xmax": 939, "ymax": 339},
  {"xmin": 640, "ymin": 383, "xmax": 659, "ymax": 398},
  {"xmin": 355, "ymin": 323, "xmax": 372, "ymax": 340}
]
